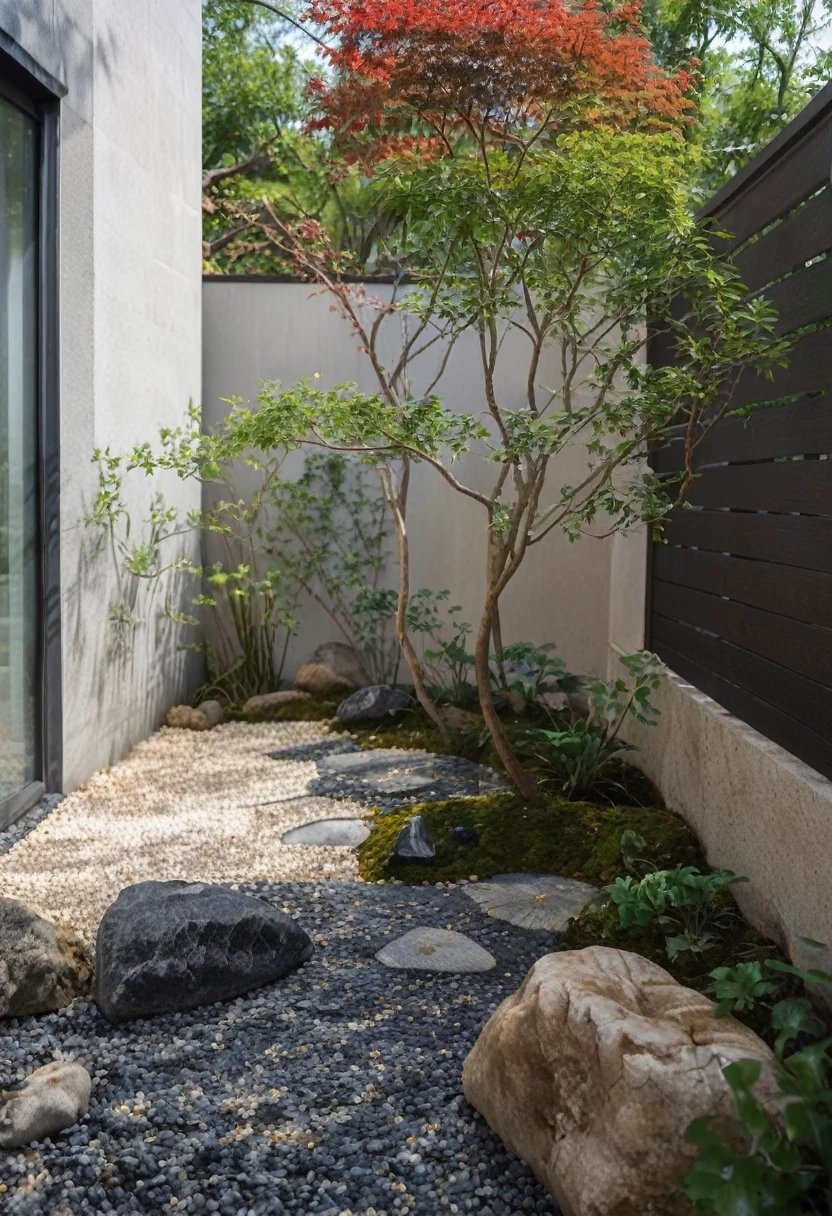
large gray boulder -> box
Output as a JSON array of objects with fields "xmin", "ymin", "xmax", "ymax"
[
  {"xmin": 95, "ymin": 881, "xmax": 313, "ymax": 1023},
  {"xmin": 336, "ymin": 684, "xmax": 413, "ymax": 722},
  {"xmin": 0, "ymin": 897, "xmax": 93, "ymax": 1017}
]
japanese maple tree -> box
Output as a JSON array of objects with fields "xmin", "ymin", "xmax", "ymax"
[
  {"xmin": 304, "ymin": 0, "xmax": 696, "ymax": 162},
  {"xmin": 222, "ymin": 1, "xmax": 786, "ymax": 800}
]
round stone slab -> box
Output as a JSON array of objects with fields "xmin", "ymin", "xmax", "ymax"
[
  {"xmin": 281, "ymin": 818, "xmax": 371, "ymax": 846},
  {"xmin": 463, "ymin": 872, "xmax": 601, "ymax": 931},
  {"xmin": 375, "ymin": 927, "xmax": 496, "ymax": 973}
]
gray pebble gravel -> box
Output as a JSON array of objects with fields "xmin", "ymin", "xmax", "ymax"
[
  {"xmin": 0, "ymin": 793, "xmax": 65, "ymax": 857},
  {"xmin": 0, "ymin": 881, "xmax": 560, "ymax": 1215}
]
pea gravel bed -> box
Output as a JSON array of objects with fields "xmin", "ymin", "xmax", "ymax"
[
  {"xmin": 0, "ymin": 882, "xmax": 559, "ymax": 1216},
  {"xmin": 0, "ymin": 723, "xmax": 373, "ymax": 941}
]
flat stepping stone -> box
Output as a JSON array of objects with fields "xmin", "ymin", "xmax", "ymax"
[
  {"xmin": 281, "ymin": 818, "xmax": 370, "ymax": 846},
  {"xmin": 376, "ymin": 927, "xmax": 496, "ymax": 972},
  {"xmin": 463, "ymin": 872, "xmax": 600, "ymax": 931},
  {"xmin": 310, "ymin": 749, "xmax": 507, "ymax": 811},
  {"xmin": 268, "ymin": 738, "xmax": 359, "ymax": 763}
]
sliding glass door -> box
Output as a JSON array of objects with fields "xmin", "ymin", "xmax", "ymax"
[{"xmin": 0, "ymin": 95, "xmax": 40, "ymax": 816}]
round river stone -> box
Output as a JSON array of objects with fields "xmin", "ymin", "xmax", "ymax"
[{"xmin": 281, "ymin": 818, "xmax": 371, "ymax": 846}]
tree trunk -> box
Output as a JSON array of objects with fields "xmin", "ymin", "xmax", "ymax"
[
  {"xmin": 474, "ymin": 545, "xmax": 540, "ymax": 800},
  {"xmin": 378, "ymin": 461, "xmax": 451, "ymax": 743}
]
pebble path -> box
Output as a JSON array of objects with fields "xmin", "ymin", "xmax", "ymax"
[
  {"xmin": 0, "ymin": 882, "xmax": 560, "ymax": 1215},
  {"xmin": 0, "ymin": 725, "xmax": 563, "ymax": 1214}
]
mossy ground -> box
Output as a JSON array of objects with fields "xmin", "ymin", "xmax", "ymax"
[
  {"xmin": 224, "ymin": 690, "xmax": 806, "ymax": 1043},
  {"xmin": 356, "ymin": 792, "xmax": 701, "ymax": 886},
  {"xmin": 226, "ymin": 699, "xmax": 339, "ymax": 724}
]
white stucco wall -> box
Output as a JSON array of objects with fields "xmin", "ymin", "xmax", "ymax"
[
  {"xmin": 1, "ymin": 1, "xmax": 203, "ymax": 789},
  {"xmin": 202, "ymin": 280, "xmax": 614, "ymax": 682}
]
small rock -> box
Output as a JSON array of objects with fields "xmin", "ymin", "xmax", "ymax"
[
  {"xmin": 242, "ymin": 689, "xmax": 313, "ymax": 715},
  {"xmin": 391, "ymin": 815, "xmax": 436, "ymax": 862},
  {"xmin": 438, "ymin": 706, "xmax": 480, "ymax": 733},
  {"xmin": 335, "ymin": 684, "xmax": 413, "ymax": 723},
  {"xmin": 164, "ymin": 705, "xmax": 210, "ymax": 731},
  {"xmin": 95, "ymin": 881, "xmax": 313, "ymax": 1022},
  {"xmin": 196, "ymin": 699, "xmax": 224, "ymax": 727},
  {"xmin": 0, "ymin": 897, "xmax": 93, "ymax": 1017},
  {"xmin": 451, "ymin": 826, "xmax": 479, "ymax": 847},
  {"xmin": 463, "ymin": 946, "xmax": 782, "ymax": 1216},
  {"xmin": 376, "ymin": 928, "xmax": 496, "ymax": 973},
  {"xmin": 295, "ymin": 642, "xmax": 370, "ymax": 699},
  {"xmin": 0, "ymin": 1062, "xmax": 91, "ymax": 1148}
]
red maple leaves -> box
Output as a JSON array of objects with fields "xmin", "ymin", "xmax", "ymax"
[{"xmin": 304, "ymin": 0, "xmax": 695, "ymax": 163}]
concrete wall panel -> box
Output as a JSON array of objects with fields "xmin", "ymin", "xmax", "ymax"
[
  {"xmin": 1, "ymin": 0, "xmax": 203, "ymax": 789},
  {"xmin": 202, "ymin": 280, "xmax": 613, "ymax": 682}
]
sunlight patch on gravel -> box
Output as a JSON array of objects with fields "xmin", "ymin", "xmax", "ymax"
[{"xmin": 0, "ymin": 722, "xmax": 368, "ymax": 942}]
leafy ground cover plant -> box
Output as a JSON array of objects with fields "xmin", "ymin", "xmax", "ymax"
[
  {"xmin": 490, "ymin": 642, "xmax": 580, "ymax": 714},
  {"xmin": 522, "ymin": 651, "xmax": 663, "ymax": 799},
  {"xmin": 682, "ymin": 948, "xmax": 832, "ymax": 1214},
  {"xmin": 606, "ymin": 865, "xmax": 749, "ymax": 961}
]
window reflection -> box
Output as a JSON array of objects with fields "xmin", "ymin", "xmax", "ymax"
[{"xmin": 0, "ymin": 98, "xmax": 38, "ymax": 804}]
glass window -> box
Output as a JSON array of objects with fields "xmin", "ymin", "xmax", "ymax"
[{"xmin": 0, "ymin": 96, "xmax": 39, "ymax": 807}]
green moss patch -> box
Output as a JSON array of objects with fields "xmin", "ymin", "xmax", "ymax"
[
  {"xmin": 356, "ymin": 792, "xmax": 701, "ymax": 886},
  {"xmin": 227, "ymin": 699, "xmax": 339, "ymax": 724}
]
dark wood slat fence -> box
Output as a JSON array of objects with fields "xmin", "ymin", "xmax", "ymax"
[{"xmin": 649, "ymin": 81, "xmax": 832, "ymax": 780}]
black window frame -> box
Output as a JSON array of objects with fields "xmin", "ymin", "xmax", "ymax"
[{"xmin": 0, "ymin": 38, "xmax": 63, "ymax": 827}]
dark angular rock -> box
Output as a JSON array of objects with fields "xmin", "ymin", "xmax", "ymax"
[
  {"xmin": 95, "ymin": 881, "xmax": 312, "ymax": 1023},
  {"xmin": 391, "ymin": 815, "xmax": 436, "ymax": 862},
  {"xmin": 451, "ymin": 826, "xmax": 479, "ymax": 847},
  {"xmin": 335, "ymin": 684, "xmax": 413, "ymax": 723}
]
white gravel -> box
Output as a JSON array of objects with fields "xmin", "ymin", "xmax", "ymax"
[{"xmin": 0, "ymin": 722, "xmax": 369, "ymax": 942}]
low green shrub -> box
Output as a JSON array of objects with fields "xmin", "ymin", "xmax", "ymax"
[
  {"xmin": 490, "ymin": 642, "xmax": 580, "ymax": 713},
  {"xmin": 522, "ymin": 651, "xmax": 663, "ymax": 800},
  {"xmin": 606, "ymin": 866, "xmax": 748, "ymax": 960}
]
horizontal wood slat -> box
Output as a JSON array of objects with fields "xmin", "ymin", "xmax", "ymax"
[
  {"xmin": 652, "ymin": 581, "xmax": 832, "ymax": 686},
  {"xmin": 661, "ymin": 509, "xmax": 832, "ymax": 574},
  {"xmin": 652, "ymin": 639, "xmax": 832, "ymax": 781},
  {"xmin": 651, "ymin": 615, "xmax": 832, "ymax": 735},
  {"xmin": 684, "ymin": 458, "xmax": 832, "ymax": 515},
  {"xmin": 728, "ymin": 325, "xmax": 832, "ymax": 410},
  {"xmin": 654, "ymin": 395, "xmax": 832, "ymax": 473},
  {"xmin": 734, "ymin": 189, "xmax": 832, "ymax": 293},
  {"xmin": 761, "ymin": 254, "xmax": 832, "ymax": 335},
  {"xmin": 733, "ymin": 188, "xmax": 832, "ymax": 294},
  {"xmin": 649, "ymin": 88, "xmax": 832, "ymax": 782},
  {"xmin": 712, "ymin": 108, "xmax": 832, "ymax": 250},
  {"xmin": 652, "ymin": 546, "xmax": 832, "ymax": 626}
]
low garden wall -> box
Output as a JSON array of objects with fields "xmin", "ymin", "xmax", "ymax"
[{"xmin": 609, "ymin": 528, "xmax": 832, "ymax": 977}]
